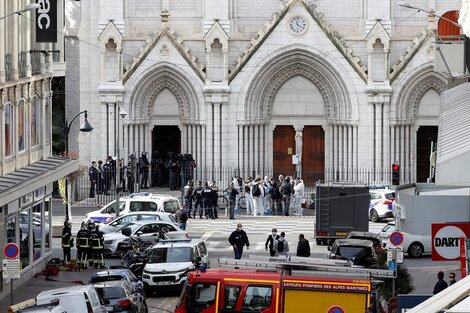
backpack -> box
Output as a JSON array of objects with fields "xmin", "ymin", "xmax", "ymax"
[
  {"xmin": 277, "ymin": 240, "xmax": 285, "ymax": 252},
  {"xmin": 252, "ymin": 184, "xmax": 261, "ymax": 197}
]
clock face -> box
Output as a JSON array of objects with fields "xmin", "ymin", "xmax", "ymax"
[{"xmin": 289, "ymin": 16, "xmax": 307, "ymax": 34}]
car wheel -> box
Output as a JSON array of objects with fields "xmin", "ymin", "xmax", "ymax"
[
  {"xmin": 408, "ymin": 242, "xmax": 424, "ymax": 258},
  {"xmin": 142, "ymin": 303, "xmax": 148, "ymax": 313},
  {"xmin": 316, "ymin": 239, "xmax": 322, "ymax": 246},
  {"xmin": 144, "ymin": 284, "xmax": 153, "ymax": 297},
  {"xmin": 369, "ymin": 209, "xmax": 379, "ymax": 223}
]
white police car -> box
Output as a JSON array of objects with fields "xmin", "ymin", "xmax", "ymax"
[
  {"xmin": 369, "ymin": 189, "xmax": 395, "ymax": 222},
  {"xmin": 99, "ymin": 212, "xmax": 177, "ymax": 234},
  {"xmin": 85, "ymin": 193, "xmax": 181, "ymax": 223},
  {"xmin": 142, "ymin": 238, "xmax": 209, "ymax": 293}
]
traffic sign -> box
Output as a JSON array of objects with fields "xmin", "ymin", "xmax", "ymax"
[
  {"xmin": 388, "ymin": 260, "xmax": 397, "ymax": 271},
  {"xmin": 387, "ymin": 249, "xmax": 404, "ymax": 263},
  {"xmin": 432, "ymin": 222, "xmax": 470, "ymax": 261},
  {"xmin": 2, "ymin": 259, "xmax": 20, "ymax": 279},
  {"xmin": 390, "ymin": 231, "xmax": 404, "ymax": 246},
  {"xmin": 327, "ymin": 305, "xmax": 345, "ymax": 313},
  {"xmin": 3, "ymin": 243, "xmax": 19, "ymax": 259}
]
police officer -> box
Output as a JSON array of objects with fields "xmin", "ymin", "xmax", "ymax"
[
  {"xmin": 202, "ymin": 181, "xmax": 213, "ymax": 219},
  {"xmin": 210, "ymin": 180, "xmax": 219, "ymax": 219},
  {"xmin": 88, "ymin": 161, "xmax": 99, "ymax": 198},
  {"xmin": 166, "ymin": 152, "xmax": 180, "ymax": 190},
  {"xmin": 192, "ymin": 181, "xmax": 204, "ymax": 218},
  {"xmin": 61, "ymin": 220, "xmax": 73, "ymax": 264},
  {"xmin": 90, "ymin": 224, "xmax": 105, "ymax": 269},
  {"xmin": 139, "ymin": 152, "xmax": 150, "ymax": 189},
  {"xmin": 76, "ymin": 221, "xmax": 91, "ymax": 268}
]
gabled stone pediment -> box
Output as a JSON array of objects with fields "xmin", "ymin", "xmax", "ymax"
[
  {"xmin": 366, "ymin": 21, "xmax": 391, "ymax": 51},
  {"xmin": 98, "ymin": 20, "xmax": 124, "ymax": 50},
  {"xmin": 229, "ymin": 0, "xmax": 368, "ymax": 82},
  {"xmin": 390, "ymin": 30, "xmax": 433, "ymax": 82},
  {"xmin": 122, "ymin": 28, "xmax": 205, "ymax": 84},
  {"xmin": 204, "ymin": 21, "xmax": 229, "ymax": 50}
]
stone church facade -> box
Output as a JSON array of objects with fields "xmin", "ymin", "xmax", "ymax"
[{"xmin": 68, "ymin": 0, "xmax": 460, "ymax": 186}]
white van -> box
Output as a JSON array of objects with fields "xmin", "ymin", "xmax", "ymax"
[{"xmin": 36, "ymin": 285, "xmax": 106, "ymax": 313}]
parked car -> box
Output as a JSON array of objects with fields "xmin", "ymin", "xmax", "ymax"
[
  {"xmin": 90, "ymin": 269, "xmax": 144, "ymax": 294},
  {"xmin": 99, "ymin": 212, "xmax": 177, "ymax": 234},
  {"xmin": 93, "ymin": 280, "xmax": 147, "ymax": 313},
  {"xmin": 369, "ymin": 189, "xmax": 395, "ymax": 222},
  {"xmin": 142, "ymin": 238, "xmax": 209, "ymax": 293},
  {"xmin": 346, "ymin": 231, "xmax": 384, "ymax": 253},
  {"xmin": 103, "ymin": 221, "xmax": 187, "ymax": 256},
  {"xmin": 85, "ymin": 194, "xmax": 182, "ymax": 223},
  {"xmin": 327, "ymin": 239, "xmax": 379, "ymax": 268},
  {"xmin": 380, "ymin": 222, "xmax": 431, "ymax": 258},
  {"xmin": 36, "ymin": 285, "xmax": 106, "ymax": 313}
]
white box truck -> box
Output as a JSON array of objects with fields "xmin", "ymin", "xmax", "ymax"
[{"xmin": 387, "ymin": 183, "xmax": 470, "ymax": 257}]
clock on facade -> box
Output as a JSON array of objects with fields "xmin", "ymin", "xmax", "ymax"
[{"xmin": 289, "ymin": 16, "xmax": 307, "ymax": 34}]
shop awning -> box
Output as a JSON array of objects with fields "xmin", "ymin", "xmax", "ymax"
[{"xmin": 0, "ymin": 156, "xmax": 79, "ymax": 207}]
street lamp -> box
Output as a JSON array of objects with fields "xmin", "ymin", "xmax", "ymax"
[
  {"xmin": 115, "ymin": 107, "xmax": 127, "ymax": 217},
  {"xmin": 52, "ymin": 110, "xmax": 93, "ymax": 221},
  {"xmin": 0, "ymin": 3, "xmax": 41, "ymax": 21},
  {"xmin": 397, "ymin": 1, "xmax": 462, "ymax": 28}
]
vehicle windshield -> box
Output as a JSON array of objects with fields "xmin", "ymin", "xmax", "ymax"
[
  {"xmin": 384, "ymin": 192, "xmax": 395, "ymax": 200},
  {"xmin": 119, "ymin": 223, "xmax": 141, "ymax": 234},
  {"xmin": 337, "ymin": 246, "xmax": 372, "ymax": 259},
  {"xmin": 381, "ymin": 224, "xmax": 396, "ymax": 232},
  {"xmin": 96, "ymin": 286, "xmax": 126, "ymax": 300},
  {"xmin": 164, "ymin": 200, "xmax": 180, "ymax": 213},
  {"xmin": 147, "ymin": 247, "xmax": 192, "ymax": 263},
  {"xmin": 90, "ymin": 275, "xmax": 125, "ymax": 284}
]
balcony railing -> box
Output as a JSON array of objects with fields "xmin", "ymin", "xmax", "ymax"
[{"xmin": 3, "ymin": 50, "xmax": 62, "ymax": 81}]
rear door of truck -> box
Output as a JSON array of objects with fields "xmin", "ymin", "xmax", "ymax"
[{"xmin": 281, "ymin": 277, "xmax": 370, "ymax": 313}]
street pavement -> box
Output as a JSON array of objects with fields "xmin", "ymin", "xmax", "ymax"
[{"xmin": 1, "ymin": 192, "xmax": 461, "ymax": 312}]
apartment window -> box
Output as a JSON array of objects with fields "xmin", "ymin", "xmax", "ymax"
[
  {"xmin": 31, "ymin": 96, "xmax": 41, "ymax": 146},
  {"xmin": 5, "ymin": 103, "xmax": 14, "ymax": 156},
  {"xmin": 18, "ymin": 100, "xmax": 27, "ymax": 151}
]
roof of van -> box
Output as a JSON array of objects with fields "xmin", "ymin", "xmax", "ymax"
[{"xmin": 150, "ymin": 238, "xmax": 203, "ymax": 248}]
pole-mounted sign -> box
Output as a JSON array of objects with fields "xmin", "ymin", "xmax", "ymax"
[{"xmin": 432, "ymin": 222, "xmax": 470, "ymax": 261}]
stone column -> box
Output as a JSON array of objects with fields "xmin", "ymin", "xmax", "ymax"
[
  {"xmin": 0, "ymin": 3, "xmax": 5, "ymax": 83},
  {"xmin": 294, "ymin": 125, "xmax": 304, "ymax": 178},
  {"xmin": 12, "ymin": 0, "xmax": 19, "ymax": 80}
]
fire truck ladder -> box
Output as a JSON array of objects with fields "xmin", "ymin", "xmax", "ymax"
[{"xmin": 218, "ymin": 256, "xmax": 396, "ymax": 279}]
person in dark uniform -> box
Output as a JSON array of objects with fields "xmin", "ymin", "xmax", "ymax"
[
  {"xmin": 192, "ymin": 181, "xmax": 204, "ymax": 218},
  {"xmin": 102, "ymin": 160, "xmax": 113, "ymax": 195},
  {"xmin": 210, "ymin": 180, "xmax": 219, "ymax": 219},
  {"xmin": 166, "ymin": 152, "xmax": 180, "ymax": 190},
  {"xmin": 202, "ymin": 181, "xmax": 213, "ymax": 219},
  {"xmin": 228, "ymin": 223, "xmax": 250, "ymax": 259},
  {"xmin": 61, "ymin": 220, "xmax": 73, "ymax": 264},
  {"xmin": 151, "ymin": 151, "xmax": 165, "ymax": 187},
  {"xmin": 97, "ymin": 160, "xmax": 105, "ymax": 194},
  {"xmin": 183, "ymin": 180, "xmax": 194, "ymax": 216},
  {"xmin": 90, "ymin": 224, "xmax": 105, "ymax": 269},
  {"xmin": 76, "ymin": 221, "xmax": 91, "ymax": 268},
  {"xmin": 118, "ymin": 158, "xmax": 127, "ymax": 192},
  {"xmin": 139, "ymin": 152, "xmax": 150, "ymax": 189},
  {"xmin": 88, "ymin": 161, "xmax": 99, "ymax": 198}
]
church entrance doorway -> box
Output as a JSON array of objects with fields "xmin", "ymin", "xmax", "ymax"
[
  {"xmin": 302, "ymin": 126, "xmax": 325, "ymax": 185},
  {"xmin": 416, "ymin": 125, "xmax": 438, "ymax": 183},
  {"xmin": 273, "ymin": 125, "xmax": 296, "ymax": 180},
  {"xmin": 151, "ymin": 126, "xmax": 181, "ymax": 187}
]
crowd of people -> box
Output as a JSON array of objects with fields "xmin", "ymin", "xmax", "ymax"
[{"xmin": 181, "ymin": 174, "xmax": 306, "ymax": 220}]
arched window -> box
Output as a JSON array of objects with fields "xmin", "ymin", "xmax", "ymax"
[
  {"xmin": 438, "ymin": 10, "xmax": 460, "ymax": 41},
  {"xmin": 31, "ymin": 96, "xmax": 41, "ymax": 146},
  {"xmin": 18, "ymin": 100, "xmax": 27, "ymax": 151},
  {"xmin": 5, "ymin": 103, "xmax": 14, "ymax": 156}
]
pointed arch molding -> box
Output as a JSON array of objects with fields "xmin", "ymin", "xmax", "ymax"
[
  {"xmin": 396, "ymin": 72, "xmax": 448, "ymax": 123},
  {"xmin": 130, "ymin": 66, "xmax": 200, "ymax": 123},
  {"xmin": 244, "ymin": 50, "xmax": 352, "ymax": 122}
]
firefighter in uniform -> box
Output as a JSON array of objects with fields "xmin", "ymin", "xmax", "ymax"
[
  {"xmin": 76, "ymin": 221, "xmax": 91, "ymax": 268},
  {"xmin": 61, "ymin": 220, "xmax": 73, "ymax": 264},
  {"xmin": 90, "ymin": 224, "xmax": 105, "ymax": 269}
]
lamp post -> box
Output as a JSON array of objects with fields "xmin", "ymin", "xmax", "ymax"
[
  {"xmin": 52, "ymin": 110, "xmax": 93, "ymax": 221},
  {"xmin": 115, "ymin": 106, "xmax": 127, "ymax": 218},
  {"xmin": 0, "ymin": 3, "xmax": 40, "ymax": 21},
  {"xmin": 397, "ymin": 1, "xmax": 462, "ymax": 28}
]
